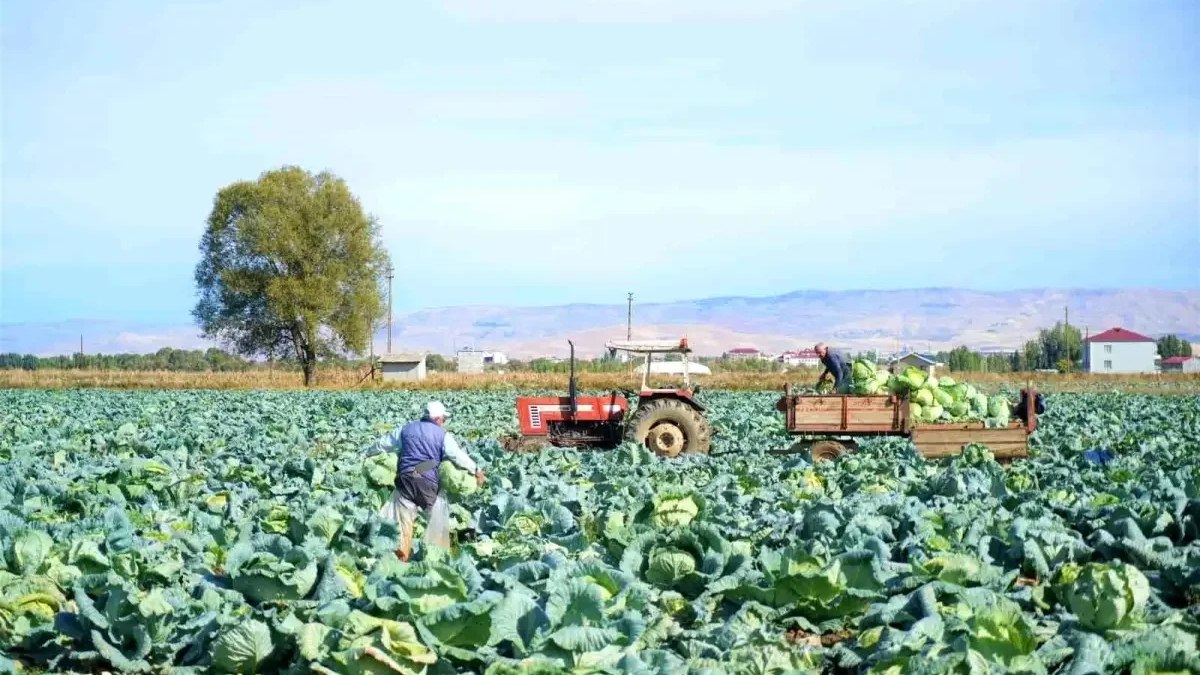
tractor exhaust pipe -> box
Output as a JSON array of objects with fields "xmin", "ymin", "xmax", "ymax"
[{"xmin": 568, "ymin": 340, "xmax": 578, "ymax": 416}]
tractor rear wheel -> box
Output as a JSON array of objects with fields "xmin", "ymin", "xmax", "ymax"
[
  {"xmin": 625, "ymin": 398, "xmax": 711, "ymax": 457},
  {"xmin": 810, "ymin": 440, "xmax": 850, "ymax": 462}
]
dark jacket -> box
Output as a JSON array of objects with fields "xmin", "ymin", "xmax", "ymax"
[{"xmin": 820, "ymin": 350, "xmax": 850, "ymax": 385}]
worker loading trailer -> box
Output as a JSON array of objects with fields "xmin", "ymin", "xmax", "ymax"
[{"xmin": 774, "ymin": 384, "xmax": 1043, "ymax": 462}]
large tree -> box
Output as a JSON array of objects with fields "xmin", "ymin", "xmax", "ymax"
[
  {"xmin": 193, "ymin": 166, "xmax": 388, "ymax": 386},
  {"xmin": 1016, "ymin": 321, "xmax": 1082, "ymax": 372},
  {"xmin": 1157, "ymin": 334, "xmax": 1193, "ymax": 359}
]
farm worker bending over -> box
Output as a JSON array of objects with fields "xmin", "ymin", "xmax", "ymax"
[
  {"xmin": 814, "ymin": 343, "xmax": 851, "ymax": 394},
  {"xmin": 361, "ymin": 400, "xmax": 485, "ymax": 561}
]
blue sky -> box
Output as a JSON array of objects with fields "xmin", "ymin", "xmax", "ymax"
[{"xmin": 2, "ymin": 0, "xmax": 1198, "ymax": 326}]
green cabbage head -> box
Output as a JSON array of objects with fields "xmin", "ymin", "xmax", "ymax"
[
  {"xmin": 1056, "ymin": 561, "xmax": 1150, "ymax": 632},
  {"xmin": 439, "ymin": 460, "xmax": 478, "ymax": 499},
  {"xmin": 852, "ymin": 359, "xmax": 878, "ymax": 382},
  {"xmin": 212, "ymin": 618, "xmax": 274, "ymax": 674},
  {"xmin": 901, "ymin": 367, "xmax": 927, "ymax": 390},
  {"xmin": 649, "ymin": 493, "xmax": 701, "ymax": 528},
  {"xmin": 988, "ymin": 396, "xmax": 1010, "ymax": 418},
  {"xmin": 647, "ymin": 547, "xmax": 698, "ymax": 586},
  {"xmin": 971, "ymin": 395, "xmax": 989, "ymax": 418}
]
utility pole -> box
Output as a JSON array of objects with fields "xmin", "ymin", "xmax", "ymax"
[
  {"xmin": 1064, "ymin": 304, "xmax": 1070, "ymax": 371},
  {"xmin": 626, "ymin": 292, "xmax": 633, "ymax": 340},
  {"xmin": 626, "ymin": 292, "xmax": 634, "ymax": 370},
  {"xmin": 386, "ymin": 261, "xmax": 396, "ymax": 355},
  {"xmin": 1084, "ymin": 326, "xmax": 1089, "ymax": 371}
]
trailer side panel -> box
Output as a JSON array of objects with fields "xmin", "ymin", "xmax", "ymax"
[
  {"xmin": 786, "ymin": 395, "xmax": 900, "ymax": 433},
  {"xmin": 910, "ymin": 423, "xmax": 1029, "ymax": 460}
]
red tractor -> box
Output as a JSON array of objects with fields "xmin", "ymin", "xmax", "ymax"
[{"xmin": 503, "ymin": 338, "xmax": 712, "ymax": 457}]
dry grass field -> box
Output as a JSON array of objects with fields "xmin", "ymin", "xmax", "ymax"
[{"xmin": 2, "ymin": 367, "xmax": 1199, "ymax": 394}]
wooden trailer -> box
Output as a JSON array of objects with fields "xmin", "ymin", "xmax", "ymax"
[{"xmin": 774, "ymin": 386, "xmax": 1040, "ymax": 462}]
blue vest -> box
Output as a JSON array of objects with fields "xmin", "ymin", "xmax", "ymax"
[{"xmin": 397, "ymin": 418, "xmax": 446, "ymax": 485}]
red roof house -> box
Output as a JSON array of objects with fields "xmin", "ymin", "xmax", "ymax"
[
  {"xmin": 1085, "ymin": 327, "xmax": 1155, "ymax": 343},
  {"xmin": 1161, "ymin": 355, "xmax": 1200, "ymax": 372},
  {"xmin": 1083, "ymin": 327, "xmax": 1159, "ymax": 373},
  {"xmin": 724, "ymin": 347, "xmax": 763, "ymax": 359}
]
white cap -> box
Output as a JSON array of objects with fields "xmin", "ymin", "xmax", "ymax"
[{"xmin": 425, "ymin": 401, "xmax": 449, "ymax": 420}]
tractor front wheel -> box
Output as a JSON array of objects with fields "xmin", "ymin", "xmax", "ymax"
[{"xmin": 625, "ymin": 398, "xmax": 711, "ymax": 457}]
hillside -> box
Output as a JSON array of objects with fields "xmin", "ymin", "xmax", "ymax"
[{"xmin": 5, "ymin": 288, "xmax": 1195, "ymax": 358}]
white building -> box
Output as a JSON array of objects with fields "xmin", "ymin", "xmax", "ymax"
[
  {"xmin": 456, "ymin": 348, "xmax": 508, "ymax": 374},
  {"xmin": 724, "ymin": 347, "xmax": 767, "ymax": 360},
  {"xmin": 1083, "ymin": 327, "xmax": 1158, "ymax": 373},
  {"xmin": 778, "ymin": 348, "xmax": 821, "ymax": 367}
]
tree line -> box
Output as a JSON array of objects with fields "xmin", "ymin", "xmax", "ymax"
[
  {"xmin": 0, "ymin": 347, "xmax": 373, "ymax": 372},
  {"xmin": 6, "ymin": 331, "xmax": 1191, "ymax": 375},
  {"xmin": 931, "ymin": 327, "xmax": 1192, "ymax": 374},
  {"xmin": 0, "ymin": 348, "xmax": 251, "ymax": 372}
]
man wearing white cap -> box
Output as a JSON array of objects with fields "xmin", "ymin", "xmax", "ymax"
[{"xmin": 361, "ymin": 400, "xmax": 485, "ymax": 561}]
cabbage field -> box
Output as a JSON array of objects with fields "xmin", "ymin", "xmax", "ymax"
[{"xmin": 2, "ymin": 388, "xmax": 1199, "ymax": 674}]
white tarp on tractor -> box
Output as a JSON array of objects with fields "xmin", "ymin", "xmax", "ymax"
[{"xmin": 645, "ymin": 361, "xmax": 711, "ymax": 376}]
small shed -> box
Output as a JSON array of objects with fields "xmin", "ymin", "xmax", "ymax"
[
  {"xmin": 456, "ymin": 349, "xmax": 485, "ymax": 374},
  {"xmin": 890, "ymin": 352, "xmax": 942, "ymax": 377},
  {"xmin": 379, "ymin": 353, "xmax": 427, "ymax": 382},
  {"xmin": 1161, "ymin": 356, "xmax": 1200, "ymax": 373}
]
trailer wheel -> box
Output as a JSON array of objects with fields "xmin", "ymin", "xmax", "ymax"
[
  {"xmin": 810, "ymin": 440, "xmax": 849, "ymax": 462},
  {"xmin": 626, "ymin": 398, "xmax": 711, "ymax": 457}
]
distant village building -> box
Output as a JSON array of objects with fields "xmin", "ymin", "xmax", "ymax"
[
  {"xmin": 456, "ymin": 348, "xmax": 508, "ymax": 374},
  {"xmin": 456, "ymin": 349, "xmax": 484, "ymax": 374},
  {"xmin": 778, "ymin": 349, "xmax": 821, "ymax": 367},
  {"xmin": 1161, "ymin": 356, "xmax": 1200, "ymax": 373},
  {"xmin": 1083, "ymin": 327, "xmax": 1158, "ymax": 374},
  {"xmin": 890, "ymin": 352, "xmax": 943, "ymax": 376},
  {"xmin": 379, "ymin": 353, "xmax": 427, "ymax": 382},
  {"xmin": 723, "ymin": 347, "xmax": 766, "ymax": 360}
]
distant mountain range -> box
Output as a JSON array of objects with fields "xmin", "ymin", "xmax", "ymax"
[{"xmin": 3, "ymin": 288, "xmax": 1198, "ymax": 359}]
